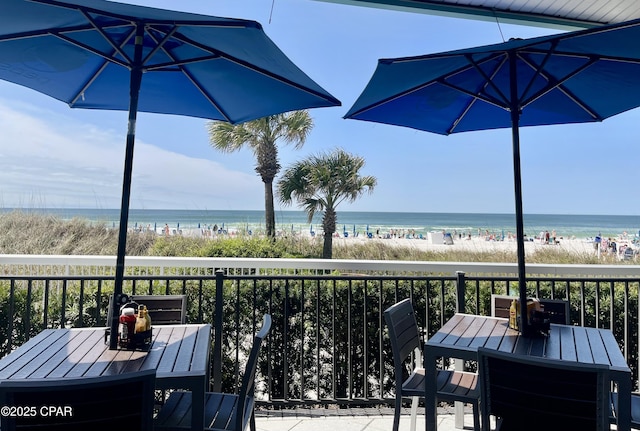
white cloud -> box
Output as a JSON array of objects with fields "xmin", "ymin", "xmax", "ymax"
[{"xmin": 0, "ymin": 99, "xmax": 263, "ymax": 209}]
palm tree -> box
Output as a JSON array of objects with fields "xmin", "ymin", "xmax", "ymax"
[
  {"xmin": 277, "ymin": 148, "xmax": 377, "ymax": 259},
  {"xmin": 207, "ymin": 111, "xmax": 313, "ymax": 238}
]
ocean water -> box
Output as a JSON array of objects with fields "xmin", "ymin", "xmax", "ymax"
[{"xmin": 4, "ymin": 208, "xmax": 639, "ymax": 240}]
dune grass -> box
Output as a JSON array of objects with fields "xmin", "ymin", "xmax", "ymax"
[
  {"xmin": 0, "ymin": 210, "xmax": 627, "ymax": 265},
  {"xmin": 0, "ymin": 210, "xmax": 154, "ymax": 255}
]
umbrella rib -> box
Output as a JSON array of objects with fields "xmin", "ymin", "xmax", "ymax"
[
  {"xmin": 168, "ymin": 31, "xmax": 341, "ymax": 105},
  {"xmin": 438, "ymin": 79, "xmax": 509, "ymax": 110},
  {"xmin": 440, "ymin": 53, "xmax": 512, "ymax": 133},
  {"xmin": 140, "ymin": 25, "xmax": 177, "ymax": 68},
  {"xmin": 465, "ymin": 53, "xmax": 512, "ymax": 108},
  {"xmin": 144, "ymin": 55, "xmax": 220, "ymax": 71},
  {"xmin": 51, "ymin": 30, "xmax": 131, "ymax": 70},
  {"xmin": 346, "ymin": 52, "xmax": 510, "ymax": 118},
  {"xmin": 68, "ymin": 29, "xmax": 136, "ymax": 107},
  {"xmin": 518, "ymin": 54, "xmax": 603, "ymax": 120},
  {"xmin": 516, "ymin": 41, "xmax": 557, "ymax": 109},
  {"xmin": 142, "ymin": 26, "xmax": 233, "ymax": 123},
  {"xmin": 79, "ymin": 8, "xmax": 133, "ymax": 65}
]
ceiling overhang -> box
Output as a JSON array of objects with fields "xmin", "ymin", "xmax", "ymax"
[{"xmin": 314, "ymin": 0, "xmax": 640, "ymax": 29}]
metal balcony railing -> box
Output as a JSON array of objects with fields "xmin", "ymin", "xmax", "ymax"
[{"xmin": 0, "ymin": 256, "xmax": 638, "ymax": 406}]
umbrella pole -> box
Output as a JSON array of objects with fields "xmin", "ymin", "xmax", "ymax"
[
  {"xmin": 509, "ymin": 53, "xmax": 530, "ymax": 337},
  {"xmin": 109, "ymin": 27, "xmax": 144, "ymax": 350}
]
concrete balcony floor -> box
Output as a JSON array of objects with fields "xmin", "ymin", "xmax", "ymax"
[{"xmin": 255, "ymin": 406, "xmax": 478, "ymax": 431}]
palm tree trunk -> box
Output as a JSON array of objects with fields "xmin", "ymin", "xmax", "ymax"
[
  {"xmin": 264, "ymin": 180, "xmax": 276, "ymax": 238},
  {"xmin": 321, "ymin": 207, "xmax": 337, "ymax": 259},
  {"xmin": 322, "ymin": 232, "xmax": 333, "ymax": 259}
]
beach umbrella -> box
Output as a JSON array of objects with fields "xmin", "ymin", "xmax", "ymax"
[
  {"xmin": 0, "ymin": 0, "xmax": 339, "ymax": 349},
  {"xmin": 345, "ymin": 19, "xmax": 640, "ymax": 336}
]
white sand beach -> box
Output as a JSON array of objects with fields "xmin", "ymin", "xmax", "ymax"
[{"xmin": 331, "ymin": 233, "xmax": 621, "ymax": 257}]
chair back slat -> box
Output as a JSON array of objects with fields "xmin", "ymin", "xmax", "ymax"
[
  {"xmin": 491, "ymin": 294, "xmax": 570, "ymax": 324},
  {"xmin": 385, "ymin": 298, "xmax": 421, "ymax": 364},
  {"xmin": 0, "ymin": 369, "xmax": 156, "ymax": 431},
  {"xmin": 107, "ymin": 294, "xmax": 187, "ymax": 325}
]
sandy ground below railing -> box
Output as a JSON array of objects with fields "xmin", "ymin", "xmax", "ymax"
[{"xmin": 331, "ymin": 234, "xmax": 606, "ymax": 257}]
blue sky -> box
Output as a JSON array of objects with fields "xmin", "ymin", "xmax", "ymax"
[{"xmin": 1, "ymin": 0, "xmax": 638, "ymax": 215}]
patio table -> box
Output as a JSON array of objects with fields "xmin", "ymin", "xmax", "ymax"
[
  {"xmin": 0, "ymin": 323, "xmax": 211, "ymax": 431},
  {"xmin": 424, "ymin": 313, "xmax": 631, "ymax": 431}
]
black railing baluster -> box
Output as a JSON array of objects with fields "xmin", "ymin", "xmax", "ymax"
[
  {"xmin": 331, "ymin": 278, "xmax": 336, "ymax": 401},
  {"xmin": 235, "ymin": 279, "xmax": 241, "ymax": 393},
  {"xmin": 316, "ymin": 279, "xmax": 321, "ymax": 400},
  {"xmin": 25, "ymin": 280, "xmax": 32, "ymax": 335},
  {"xmin": 96, "ymin": 280, "xmax": 102, "ymax": 325},
  {"xmin": 378, "ymin": 281, "xmax": 384, "ymax": 400},
  {"xmin": 61, "ymin": 280, "xmax": 67, "ymax": 328},
  {"xmin": 212, "ymin": 270, "xmax": 224, "ymax": 392},
  {"xmin": 363, "ymin": 279, "xmax": 368, "ymax": 399},
  {"xmin": 346, "ymin": 279, "xmax": 353, "ymax": 400},
  {"xmin": 595, "ymin": 280, "xmax": 601, "ymax": 328},
  {"xmin": 8, "ymin": 279, "xmax": 15, "ymax": 351},
  {"xmin": 78, "ymin": 279, "xmax": 84, "ymax": 327},
  {"xmin": 43, "ymin": 279, "xmax": 50, "ymax": 328},
  {"xmin": 624, "ymin": 280, "xmax": 630, "ymax": 360},
  {"xmin": 283, "ymin": 279, "xmax": 289, "ymax": 401},
  {"xmin": 300, "ymin": 279, "xmax": 305, "ymax": 401},
  {"xmin": 580, "ymin": 280, "xmax": 586, "ymax": 327}
]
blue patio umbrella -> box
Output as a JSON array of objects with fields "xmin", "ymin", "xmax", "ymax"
[
  {"xmin": 346, "ymin": 18, "xmax": 640, "ymax": 336},
  {"xmin": 0, "ymin": 0, "xmax": 340, "ymax": 350}
]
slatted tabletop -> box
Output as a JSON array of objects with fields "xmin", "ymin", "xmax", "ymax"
[
  {"xmin": 0, "ymin": 324, "xmax": 211, "ymax": 430},
  {"xmin": 424, "ymin": 314, "xmax": 631, "ymax": 431}
]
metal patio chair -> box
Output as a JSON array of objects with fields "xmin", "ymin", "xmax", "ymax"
[
  {"xmin": 479, "ymin": 347, "xmax": 610, "ymax": 431},
  {"xmin": 384, "ymin": 299, "xmax": 480, "ymax": 431},
  {"xmin": 0, "ymin": 369, "xmax": 156, "ymax": 431},
  {"xmin": 155, "ymin": 314, "xmax": 271, "ymax": 431},
  {"xmin": 611, "ymin": 391, "xmax": 640, "ymax": 429}
]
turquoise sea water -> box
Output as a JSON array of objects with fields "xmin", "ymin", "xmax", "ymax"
[{"xmin": 4, "ymin": 208, "xmax": 640, "ymax": 240}]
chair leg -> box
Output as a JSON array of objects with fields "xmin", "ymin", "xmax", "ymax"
[
  {"xmin": 393, "ymin": 396, "xmax": 401, "ymax": 431},
  {"xmin": 472, "ymin": 401, "xmax": 480, "ymax": 431},
  {"xmin": 250, "ymin": 411, "xmax": 256, "ymax": 431},
  {"xmin": 410, "ymin": 396, "xmax": 418, "ymax": 431}
]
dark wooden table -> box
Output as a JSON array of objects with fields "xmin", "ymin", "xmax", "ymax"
[
  {"xmin": 424, "ymin": 314, "xmax": 631, "ymax": 431},
  {"xmin": 0, "ymin": 324, "xmax": 211, "ymax": 431}
]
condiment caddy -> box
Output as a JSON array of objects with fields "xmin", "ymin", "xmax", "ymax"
[{"xmin": 104, "ymin": 294, "xmax": 152, "ymax": 350}]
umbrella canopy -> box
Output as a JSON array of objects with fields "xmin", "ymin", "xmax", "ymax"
[
  {"xmin": 345, "ymin": 18, "xmax": 640, "ymax": 336},
  {"xmin": 0, "ymin": 0, "xmax": 340, "ymax": 348}
]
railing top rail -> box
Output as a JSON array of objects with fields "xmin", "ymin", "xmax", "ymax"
[{"xmin": 1, "ymin": 254, "xmax": 639, "ymax": 277}]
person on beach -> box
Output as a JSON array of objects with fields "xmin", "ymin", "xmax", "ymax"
[{"xmin": 164, "ymin": 223, "xmax": 170, "ymax": 237}]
